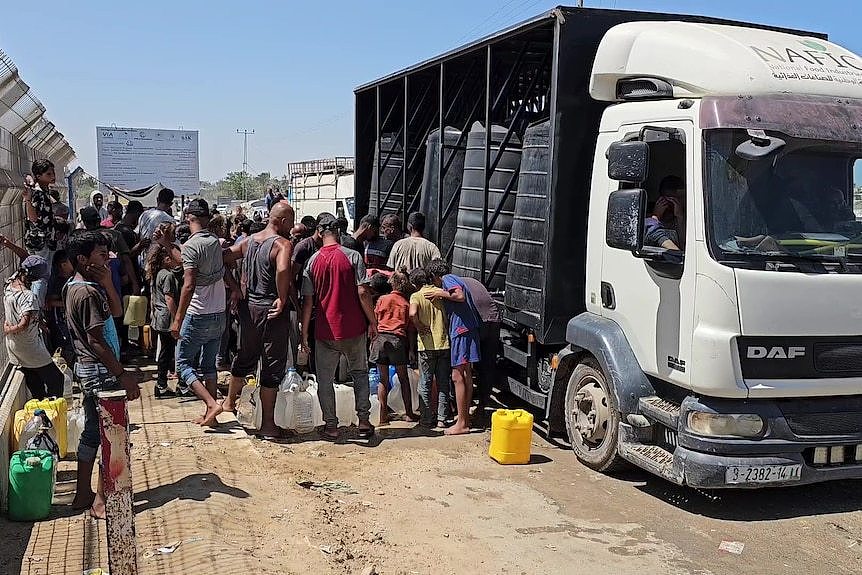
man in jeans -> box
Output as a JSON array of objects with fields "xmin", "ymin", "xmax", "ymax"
[
  {"xmin": 64, "ymin": 230, "xmax": 140, "ymax": 519},
  {"xmin": 171, "ymin": 199, "xmax": 240, "ymax": 427},
  {"xmin": 300, "ymin": 214, "xmax": 377, "ymax": 440}
]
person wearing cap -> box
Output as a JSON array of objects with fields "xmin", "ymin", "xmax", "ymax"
[
  {"xmin": 3, "ymin": 254, "xmax": 64, "ymax": 399},
  {"xmin": 172, "ymin": 198, "xmax": 241, "ymax": 427},
  {"xmin": 301, "ymin": 213, "xmax": 377, "ymax": 440}
]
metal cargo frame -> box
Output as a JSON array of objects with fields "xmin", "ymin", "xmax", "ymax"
[{"xmin": 355, "ymin": 6, "xmax": 825, "ymax": 345}]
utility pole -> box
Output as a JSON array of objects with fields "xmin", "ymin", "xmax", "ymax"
[{"xmin": 236, "ymin": 128, "xmax": 254, "ymax": 200}]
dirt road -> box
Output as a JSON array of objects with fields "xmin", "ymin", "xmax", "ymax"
[{"xmin": 5, "ymin": 371, "xmax": 862, "ymax": 574}]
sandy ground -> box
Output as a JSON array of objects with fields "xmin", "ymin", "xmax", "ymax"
[{"xmin": 2, "ymin": 365, "xmax": 862, "ymax": 574}]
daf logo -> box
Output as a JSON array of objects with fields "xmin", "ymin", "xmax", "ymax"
[{"xmin": 746, "ymin": 346, "xmax": 806, "ymax": 359}]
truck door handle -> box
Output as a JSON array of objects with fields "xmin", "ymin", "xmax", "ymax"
[{"xmin": 601, "ymin": 282, "xmax": 616, "ymax": 309}]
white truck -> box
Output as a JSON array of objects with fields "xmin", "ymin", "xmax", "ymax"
[{"xmin": 354, "ymin": 7, "xmax": 862, "ymax": 488}]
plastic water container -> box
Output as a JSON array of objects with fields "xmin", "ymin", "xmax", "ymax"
[
  {"xmin": 8, "ymin": 450, "xmax": 55, "ymax": 521},
  {"xmin": 67, "ymin": 406, "xmax": 84, "ymax": 456},
  {"xmin": 291, "ymin": 389, "xmax": 317, "ymax": 434},
  {"xmin": 369, "ymin": 368, "xmax": 381, "ymax": 392},
  {"xmin": 123, "ymin": 295, "xmax": 148, "ymax": 326},
  {"xmin": 281, "ymin": 368, "xmax": 304, "ymax": 393},
  {"xmin": 334, "ymin": 384, "xmax": 357, "ymax": 426},
  {"xmin": 387, "ymin": 369, "xmax": 421, "ymax": 416},
  {"xmin": 19, "ymin": 410, "xmax": 59, "ymax": 458},
  {"xmin": 23, "ymin": 398, "xmax": 68, "ymax": 457},
  {"xmin": 236, "ymin": 382, "xmax": 259, "ymax": 428},
  {"xmin": 489, "ymin": 409, "xmax": 534, "ymax": 465}
]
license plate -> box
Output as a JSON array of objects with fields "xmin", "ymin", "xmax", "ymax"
[{"xmin": 725, "ymin": 464, "xmax": 802, "ymax": 485}]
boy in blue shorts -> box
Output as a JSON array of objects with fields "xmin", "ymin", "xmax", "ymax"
[{"xmin": 425, "ymin": 259, "xmax": 480, "ymax": 435}]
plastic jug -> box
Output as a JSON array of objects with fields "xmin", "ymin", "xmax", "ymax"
[
  {"xmin": 19, "ymin": 410, "xmax": 59, "ymax": 458},
  {"xmin": 123, "ymin": 295, "xmax": 148, "ymax": 327},
  {"xmin": 334, "ymin": 384, "xmax": 357, "ymax": 426},
  {"xmin": 24, "ymin": 398, "xmax": 68, "ymax": 458},
  {"xmin": 291, "ymin": 389, "xmax": 317, "ymax": 434},
  {"xmin": 52, "ymin": 350, "xmax": 74, "ymax": 401},
  {"xmin": 369, "ymin": 368, "xmax": 381, "ymax": 393},
  {"xmin": 281, "ymin": 368, "xmax": 305, "ymax": 393},
  {"xmin": 387, "ymin": 368, "xmax": 421, "ymax": 416},
  {"xmin": 236, "ymin": 382, "xmax": 259, "ymax": 428},
  {"xmin": 8, "ymin": 449, "xmax": 55, "ymax": 521},
  {"xmin": 67, "ymin": 406, "xmax": 84, "ymax": 455},
  {"xmin": 489, "ymin": 409, "xmax": 534, "ymax": 465}
]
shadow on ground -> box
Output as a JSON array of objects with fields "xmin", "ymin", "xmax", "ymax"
[{"xmin": 134, "ymin": 472, "xmax": 250, "ymax": 513}]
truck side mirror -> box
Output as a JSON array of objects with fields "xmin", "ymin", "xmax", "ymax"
[
  {"xmin": 607, "ymin": 141, "xmax": 649, "ymax": 183},
  {"xmin": 606, "ymin": 188, "xmax": 645, "ymax": 252}
]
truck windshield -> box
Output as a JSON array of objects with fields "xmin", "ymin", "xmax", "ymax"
[{"xmin": 705, "ymin": 129, "xmax": 862, "ymax": 269}]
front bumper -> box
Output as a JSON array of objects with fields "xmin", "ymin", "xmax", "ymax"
[
  {"xmin": 677, "ymin": 447, "xmax": 862, "ymax": 489},
  {"xmin": 638, "ymin": 394, "xmax": 862, "ymax": 488}
]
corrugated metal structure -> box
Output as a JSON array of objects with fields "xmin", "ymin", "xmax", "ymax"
[
  {"xmin": 354, "ymin": 6, "xmax": 822, "ymax": 345},
  {"xmin": 0, "ymin": 48, "xmax": 76, "ymax": 513}
]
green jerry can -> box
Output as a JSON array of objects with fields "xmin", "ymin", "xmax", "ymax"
[{"xmin": 8, "ymin": 449, "xmax": 55, "ymax": 521}]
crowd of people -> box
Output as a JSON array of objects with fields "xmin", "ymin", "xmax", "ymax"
[{"xmin": 3, "ymin": 159, "xmax": 503, "ymax": 518}]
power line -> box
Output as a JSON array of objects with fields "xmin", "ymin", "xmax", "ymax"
[{"xmin": 236, "ymin": 129, "xmax": 254, "ymax": 199}]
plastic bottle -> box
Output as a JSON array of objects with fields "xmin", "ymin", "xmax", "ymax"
[
  {"xmin": 281, "ymin": 367, "xmax": 304, "ymax": 393},
  {"xmin": 19, "ymin": 410, "xmax": 59, "ymax": 457},
  {"xmin": 296, "ymin": 344, "xmax": 309, "ymax": 367}
]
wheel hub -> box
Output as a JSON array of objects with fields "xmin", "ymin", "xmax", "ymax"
[{"xmin": 572, "ymin": 379, "xmax": 610, "ymax": 445}]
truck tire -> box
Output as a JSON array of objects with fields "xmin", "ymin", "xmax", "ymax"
[{"xmin": 565, "ymin": 358, "xmax": 625, "ymax": 472}]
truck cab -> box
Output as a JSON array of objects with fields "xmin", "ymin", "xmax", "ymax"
[{"xmin": 569, "ymin": 22, "xmax": 862, "ymax": 487}]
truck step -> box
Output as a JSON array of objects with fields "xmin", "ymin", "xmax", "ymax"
[
  {"xmin": 506, "ymin": 377, "xmax": 547, "ymax": 409},
  {"xmin": 638, "ymin": 396, "xmax": 680, "ymax": 430},
  {"xmin": 619, "ymin": 442, "xmax": 683, "ymax": 485}
]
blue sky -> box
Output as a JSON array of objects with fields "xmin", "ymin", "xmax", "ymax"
[{"xmin": 1, "ymin": 0, "xmax": 859, "ymax": 182}]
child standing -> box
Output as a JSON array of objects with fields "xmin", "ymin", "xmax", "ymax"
[
  {"xmin": 408, "ymin": 267, "xmax": 451, "ymax": 428},
  {"xmin": 3, "ymin": 255, "xmax": 64, "ymax": 399},
  {"xmin": 45, "ymin": 250, "xmax": 76, "ymax": 368},
  {"xmin": 64, "ymin": 230, "xmax": 140, "ymax": 519},
  {"xmin": 372, "ymin": 269, "xmax": 418, "ymax": 424},
  {"xmin": 147, "ymin": 243, "xmax": 181, "ymax": 399},
  {"xmin": 425, "ymin": 259, "xmax": 481, "ymax": 435}
]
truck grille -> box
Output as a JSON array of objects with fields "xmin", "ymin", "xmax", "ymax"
[
  {"xmin": 814, "ymin": 343, "xmax": 862, "ymax": 374},
  {"xmin": 785, "ymin": 412, "xmax": 862, "ymax": 436}
]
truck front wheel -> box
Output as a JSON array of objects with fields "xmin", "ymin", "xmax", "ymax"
[{"xmin": 565, "ymin": 359, "xmax": 625, "ymax": 472}]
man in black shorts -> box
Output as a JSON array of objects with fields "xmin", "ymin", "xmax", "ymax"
[{"xmin": 222, "ymin": 201, "xmax": 296, "ymax": 439}]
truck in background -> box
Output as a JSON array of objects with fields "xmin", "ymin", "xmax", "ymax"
[
  {"xmin": 354, "ymin": 7, "xmax": 862, "ymax": 488},
  {"xmin": 287, "ymin": 157, "xmax": 356, "ymax": 231}
]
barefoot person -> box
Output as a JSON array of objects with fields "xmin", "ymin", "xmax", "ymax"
[
  {"xmin": 65, "ymin": 230, "xmax": 140, "ymax": 518},
  {"xmin": 222, "ymin": 201, "xmax": 296, "ymax": 439},
  {"xmin": 171, "ymin": 199, "xmax": 240, "ymax": 427},
  {"xmin": 300, "ymin": 214, "xmax": 376, "ymax": 440},
  {"xmin": 425, "ymin": 259, "xmax": 481, "ymax": 435}
]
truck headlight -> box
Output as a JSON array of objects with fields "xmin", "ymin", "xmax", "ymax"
[{"xmin": 687, "ymin": 412, "xmax": 764, "ymax": 438}]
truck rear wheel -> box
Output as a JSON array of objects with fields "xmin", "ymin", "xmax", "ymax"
[{"xmin": 565, "ymin": 358, "xmax": 625, "ymax": 472}]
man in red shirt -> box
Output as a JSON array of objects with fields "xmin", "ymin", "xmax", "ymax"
[{"xmin": 301, "ymin": 214, "xmax": 377, "ymax": 439}]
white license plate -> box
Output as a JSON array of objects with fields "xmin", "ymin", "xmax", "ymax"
[{"xmin": 725, "ymin": 464, "xmax": 802, "ymax": 485}]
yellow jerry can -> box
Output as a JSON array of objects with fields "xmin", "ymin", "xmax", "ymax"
[{"xmin": 489, "ymin": 408, "xmax": 533, "ymax": 465}]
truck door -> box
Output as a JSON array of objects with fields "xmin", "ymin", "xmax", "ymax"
[{"xmin": 600, "ymin": 121, "xmax": 695, "ymax": 388}]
